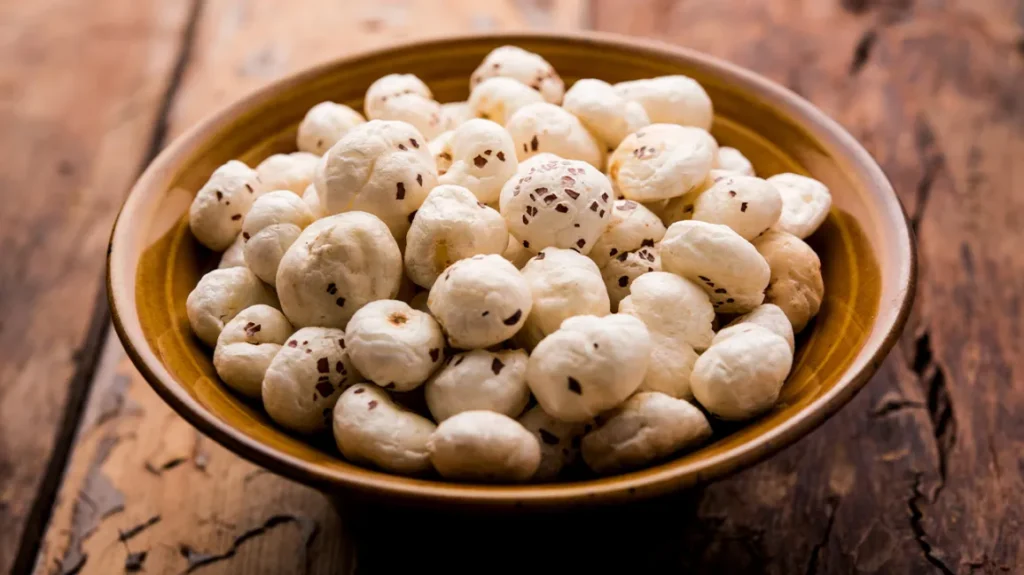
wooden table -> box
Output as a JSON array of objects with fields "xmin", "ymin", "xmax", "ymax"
[{"xmin": 3, "ymin": 0, "xmax": 1021, "ymax": 573}]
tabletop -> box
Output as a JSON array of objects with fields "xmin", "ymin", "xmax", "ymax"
[{"xmin": 2, "ymin": 0, "xmax": 1021, "ymax": 573}]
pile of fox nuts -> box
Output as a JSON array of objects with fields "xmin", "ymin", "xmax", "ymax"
[{"xmin": 186, "ymin": 45, "xmax": 829, "ymax": 483}]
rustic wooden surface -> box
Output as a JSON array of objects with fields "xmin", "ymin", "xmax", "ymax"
[{"xmin": 2, "ymin": 0, "xmax": 1020, "ymax": 573}]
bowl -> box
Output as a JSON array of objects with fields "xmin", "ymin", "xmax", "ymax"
[{"xmin": 107, "ymin": 31, "xmax": 915, "ymax": 510}]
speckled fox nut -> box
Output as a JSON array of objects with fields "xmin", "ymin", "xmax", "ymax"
[
  {"xmin": 186, "ymin": 267, "xmax": 279, "ymax": 347},
  {"xmin": 617, "ymin": 271, "xmax": 714, "ymax": 351},
  {"xmin": 317, "ymin": 119, "xmax": 438, "ymax": 241},
  {"xmin": 297, "ymin": 101, "xmax": 366, "ymax": 155},
  {"xmin": 501, "ymin": 234, "xmax": 534, "ymax": 269},
  {"xmin": 590, "ymin": 199, "xmax": 666, "ymax": 268},
  {"xmin": 470, "ymin": 45, "xmax": 564, "ymax": 104},
  {"xmin": 768, "ymin": 173, "xmax": 832, "ymax": 239},
  {"xmin": 527, "ymin": 314, "xmax": 652, "ymax": 423},
  {"xmin": 332, "ymin": 383, "xmax": 436, "ymax": 475},
  {"xmin": 614, "ymin": 75, "xmax": 714, "ymax": 131},
  {"xmin": 363, "ymin": 73, "xmax": 433, "ymax": 118},
  {"xmin": 368, "ymin": 91, "xmax": 445, "ymax": 140},
  {"xmin": 255, "ymin": 152, "xmax": 320, "ymax": 195},
  {"xmin": 608, "ymin": 124, "xmax": 718, "ymax": 202},
  {"xmin": 562, "ymin": 78, "xmax": 651, "ymax": 150},
  {"xmin": 691, "ymin": 324, "xmax": 793, "ymax": 421},
  {"xmin": 343, "ymin": 299, "xmax": 445, "ymax": 392},
  {"xmin": 656, "ymin": 169, "xmax": 733, "ymax": 226},
  {"xmin": 599, "ymin": 246, "xmax": 660, "ymax": 311},
  {"xmin": 753, "ymin": 230, "xmax": 824, "ymax": 333},
  {"xmin": 263, "ymin": 326, "xmax": 360, "ymax": 434},
  {"xmin": 427, "ymin": 254, "xmax": 532, "ymax": 349},
  {"xmin": 692, "ymin": 173, "xmax": 782, "ymax": 241},
  {"xmin": 213, "ymin": 305, "xmax": 293, "ymax": 398},
  {"xmin": 714, "ymin": 146, "xmax": 755, "ymax": 176},
  {"xmin": 636, "ymin": 331, "xmax": 700, "ymax": 399},
  {"xmin": 718, "ymin": 303, "xmax": 796, "ymax": 352},
  {"xmin": 581, "ymin": 391, "xmax": 712, "ymax": 474},
  {"xmin": 189, "ymin": 160, "xmax": 261, "ymax": 251},
  {"xmin": 468, "ymin": 77, "xmax": 545, "ymax": 125},
  {"xmin": 500, "ymin": 157, "xmax": 613, "ymax": 255},
  {"xmin": 217, "ymin": 234, "xmax": 246, "ymax": 269},
  {"xmin": 436, "ymin": 119, "xmax": 518, "ymax": 204},
  {"xmin": 424, "ymin": 348, "xmax": 530, "ymax": 422},
  {"xmin": 276, "ymin": 212, "xmax": 403, "ymax": 329},
  {"xmin": 427, "ymin": 410, "xmax": 541, "ymax": 482},
  {"xmin": 505, "ymin": 103, "xmax": 604, "ymax": 169},
  {"xmin": 517, "ymin": 405, "xmax": 589, "ymax": 481},
  {"xmin": 517, "ymin": 248, "xmax": 610, "ymax": 349},
  {"xmin": 429, "ymin": 130, "xmax": 454, "ymax": 175},
  {"xmin": 659, "ymin": 220, "xmax": 770, "ymax": 314},
  {"xmin": 241, "ymin": 191, "xmax": 316, "ymax": 286},
  {"xmin": 441, "ymin": 101, "xmax": 473, "ymax": 130}
]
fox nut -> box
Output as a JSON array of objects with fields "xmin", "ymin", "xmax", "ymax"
[
  {"xmin": 599, "ymin": 246, "xmax": 661, "ymax": 311},
  {"xmin": 506, "ymin": 102, "xmax": 604, "ymax": 169},
  {"xmin": 518, "ymin": 248, "xmax": 610, "ymax": 349},
  {"xmin": 608, "ymin": 124, "xmax": 717, "ymax": 202},
  {"xmin": 217, "ymin": 234, "xmax": 246, "ymax": 269},
  {"xmin": 297, "ymin": 101, "xmax": 366, "ymax": 155},
  {"xmin": 186, "ymin": 267, "xmax": 279, "ymax": 347},
  {"xmin": 343, "ymin": 300, "xmax": 446, "ymax": 392},
  {"xmin": 768, "ymin": 173, "xmax": 832, "ymax": 239},
  {"xmin": 692, "ymin": 174, "xmax": 783, "ymax": 241},
  {"xmin": 590, "ymin": 199, "xmax": 666, "ymax": 268},
  {"xmin": 468, "ymin": 77, "xmax": 545, "ymax": 125},
  {"xmin": 427, "ymin": 254, "xmax": 532, "ymax": 349},
  {"xmin": 424, "ymin": 348, "xmax": 530, "ymax": 422},
  {"xmin": 527, "ymin": 314, "xmax": 652, "ymax": 423},
  {"xmin": 255, "ymin": 152, "xmax": 320, "ymax": 195},
  {"xmin": 189, "ymin": 160, "xmax": 261, "ymax": 251},
  {"xmin": 517, "ymin": 405, "xmax": 589, "ymax": 481},
  {"xmin": 441, "ymin": 101, "xmax": 473, "ymax": 130},
  {"xmin": 617, "ymin": 271, "xmax": 714, "ymax": 351},
  {"xmin": 470, "ymin": 45, "xmax": 564, "ymax": 104},
  {"xmin": 332, "ymin": 383, "xmax": 436, "ymax": 475},
  {"xmin": 501, "ymin": 234, "xmax": 534, "ymax": 269},
  {"xmin": 638, "ymin": 332, "xmax": 700, "ymax": 399},
  {"xmin": 753, "ymin": 230, "xmax": 824, "ymax": 333},
  {"xmin": 427, "ymin": 410, "xmax": 541, "ymax": 482},
  {"xmin": 714, "ymin": 146, "xmax": 755, "ymax": 176},
  {"xmin": 717, "ymin": 303, "xmax": 796, "ymax": 352},
  {"xmin": 562, "ymin": 78, "xmax": 651, "ymax": 149},
  {"xmin": 213, "ymin": 305, "xmax": 293, "ymax": 398},
  {"xmin": 363, "ymin": 73, "xmax": 433, "ymax": 118},
  {"xmin": 301, "ymin": 184, "xmax": 326, "ymax": 219},
  {"xmin": 614, "ymin": 75, "xmax": 714, "ymax": 131},
  {"xmin": 241, "ymin": 190, "xmax": 316, "ymax": 286},
  {"xmin": 436, "ymin": 119, "xmax": 518, "ymax": 204},
  {"xmin": 656, "ymin": 169, "xmax": 732, "ymax": 226}
]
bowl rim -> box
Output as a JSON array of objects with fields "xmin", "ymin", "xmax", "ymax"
[{"xmin": 108, "ymin": 29, "xmax": 916, "ymax": 506}]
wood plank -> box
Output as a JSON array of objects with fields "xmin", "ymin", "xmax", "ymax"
[{"xmin": 0, "ymin": 1, "xmax": 195, "ymax": 573}]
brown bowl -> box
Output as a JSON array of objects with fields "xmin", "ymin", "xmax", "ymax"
[{"xmin": 108, "ymin": 31, "xmax": 914, "ymax": 510}]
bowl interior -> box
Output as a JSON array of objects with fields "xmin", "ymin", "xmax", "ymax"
[{"xmin": 110, "ymin": 34, "xmax": 912, "ymax": 507}]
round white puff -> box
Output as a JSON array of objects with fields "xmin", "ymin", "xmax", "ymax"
[
  {"xmin": 691, "ymin": 324, "xmax": 793, "ymax": 420},
  {"xmin": 276, "ymin": 212, "xmax": 402, "ymax": 329},
  {"xmin": 562, "ymin": 78, "xmax": 651, "ymax": 150},
  {"xmin": 424, "ymin": 348, "xmax": 529, "ymax": 422},
  {"xmin": 599, "ymin": 246, "xmax": 661, "ymax": 311},
  {"xmin": 581, "ymin": 391, "xmax": 711, "ymax": 474},
  {"xmin": 217, "ymin": 234, "xmax": 246, "ymax": 269},
  {"xmin": 333, "ymin": 383, "xmax": 436, "ymax": 475},
  {"xmin": 692, "ymin": 174, "xmax": 782, "ymax": 241},
  {"xmin": 614, "ymin": 75, "xmax": 713, "ymax": 131},
  {"xmin": 427, "ymin": 410, "xmax": 541, "ymax": 482},
  {"xmin": 256, "ymin": 152, "xmax": 320, "ymax": 195},
  {"xmin": 527, "ymin": 314, "xmax": 652, "ymax": 423},
  {"xmin": 436, "ymin": 119, "xmax": 518, "ymax": 204},
  {"xmin": 429, "ymin": 130, "xmax": 455, "ymax": 175},
  {"xmin": 317, "ymin": 119, "xmax": 438, "ymax": 241},
  {"xmin": 241, "ymin": 191, "xmax": 316, "ymax": 286},
  {"xmin": 608, "ymin": 124, "xmax": 717, "ymax": 202},
  {"xmin": 617, "ymin": 271, "xmax": 714, "ymax": 351},
  {"xmin": 213, "ymin": 305, "xmax": 293, "ymax": 398},
  {"xmin": 301, "ymin": 184, "xmax": 326, "ymax": 219},
  {"xmin": 768, "ymin": 173, "xmax": 832, "ymax": 239},
  {"xmin": 659, "ymin": 220, "xmax": 770, "ymax": 314},
  {"xmin": 363, "ymin": 73, "xmax": 433, "ymax": 119},
  {"xmin": 440, "ymin": 101, "xmax": 473, "ymax": 130},
  {"xmin": 470, "ymin": 45, "xmax": 564, "ymax": 104},
  {"xmin": 657, "ymin": 169, "xmax": 733, "ymax": 226},
  {"xmin": 590, "ymin": 199, "xmax": 667, "ymax": 267},
  {"xmin": 263, "ymin": 326, "xmax": 360, "ymax": 433},
  {"xmin": 468, "ymin": 77, "xmax": 545, "ymax": 125},
  {"xmin": 517, "ymin": 405, "xmax": 589, "ymax": 481},
  {"xmin": 186, "ymin": 267, "xmax": 279, "ymax": 347},
  {"xmin": 501, "ymin": 234, "xmax": 534, "ymax": 269},
  {"xmin": 500, "ymin": 157, "xmax": 613, "ymax": 255},
  {"xmin": 753, "ymin": 230, "xmax": 824, "ymax": 333},
  {"xmin": 297, "ymin": 102, "xmax": 366, "ymax": 155},
  {"xmin": 517, "ymin": 248, "xmax": 610, "ymax": 349},
  {"xmin": 368, "ymin": 92, "xmax": 445, "ymax": 140},
  {"xmin": 189, "ymin": 160, "xmax": 260, "ymax": 251},
  {"xmin": 343, "ymin": 299, "xmax": 445, "ymax": 392},
  {"xmin": 718, "ymin": 303, "xmax": 796, "ymax": 352},
  {"xmin": 715, "ymin": 146, "xmax": 755, "ymax": 176},
  {"xmin": 505, "ymin": 103, "xmax": 604, "ymax": 169},
  {"xmin": 404, "ymin": 185, "xmax": 508, "ymax": 288},
  {"xmin": 427, "ymin": 254, "xmax": 532, "ymax": 349},
  {"xmin": 637, "ymin": 331, "xmax": 700, "ymax": 399}
]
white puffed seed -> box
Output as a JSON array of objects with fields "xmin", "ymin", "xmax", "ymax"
[
  {"xmin": 517, "ymin": 405, "xmax": 589, "ymax": 481},
  {"xmin": 255, "ymin": 152, "xmax": 320, "ymax": 195},
  {"xmin": 424, "ymin": 348, "xmax": 529, "ymax": 422},
  {"xmin": 562, "ymin": 78, "xmax": 651, "ymax": 150},
  {"xmin": 241, "ymin": 191, "xmax": 316, "ymax": 286},
  {"xmin": 608, "ymin": 124, "xmax": 718, "ymax": 202},
  {"xmin": 440, "ymin": 101, "xmax": 473, "ymax": 130},
  {"xmin": 617, "ymin": 271, "xmax": 714, "ymax": 351},
  {"xmin": 714, "ymin": 146, "xmax": 755, "ymax": 176},
  {"xmin": 500, "ymin": 158, "xmax": 613, "ymax": 255},
  {"xmin": 276, "ymin": 212, "xmax": 402, "ymax": 329},
  {"xmin": 599, "ymin": 246, "xmax": 661, "ymax": 311},
  {"xmin": 691, "ymin": 324, "xmax": 793, "ymax": 420},
  {"xmin": 470, "ymin": 45, "xmax": 564, "ymax": 104},
  {"xmin": 297, "ymin": 102, "xmax": 366, "ymax": 155},
  {"xmin": 517, "ymin": 248, "xmax": 610, "ymax": 349},
  {"xmin": 344, "ymin": 300, "xmax": 446, "ymax": 392},
  {"xmin": 427, "ymin": 254, "xmax": 532, "ymax": 349},
  {"xmin": 637, "ymin": 332, "xmax": 700, "ymax": 399},
  {"xmin": 333, "ymin": 383, "xmax": 436, "ymax": 475},
  {"xmin": 659, "ymin": 220, "xmax": 770, "ymax": 314},
  {"xmin": 436, "ymin": 119, "xmax": 518, "ymax": 204},
  {"xmin": 506, "ymin": 102, "xmax": 604, "ymax": 169},
  {"xmin": 213, "ymin": 305, "xmax": 293, "ymax": 398},
  {"xmin": 263, "ymin": 326, "xmax": 360, "ymax": 433},
  {"xmin": 656, "ymin": 169, "xmax": 733, "ymax": 226},
  {"xmin": 581, "ymin": 391, "xmax": 711, "ymax": 474},
  {"xmin": 527, "ymin": 314, "xmax": 652, "ymax": 423},
  {"xmin": 429, "ymin": 130, "xmax": 454, "ymax": 175},
  {"xmin": 753, "ymin": 230, "xmax": 824, "ymax": 333},
  {"xmin": 405, "ymin": 185, "xmax": 508, "ymax": 289},
  {"xmin": 188, "ymin": 160, "xmax": 260, "ymax": 251},
  {"xmin": 590, "ymin": 199, "xmax": 667, "ymax": 268},
  {"xmin": 186, "ymin": 267, "xmax": 279, "ymax": 347},
  {"xmin": 718, "ymin": 303, "xmax": 796, "ymax": 352},
  {"xmin": 468, "ymin": 77, "xmax": 545, "ymax": 125},
  {"xmin": 368, "ymin": 91, "xmax": 445, "ymax": 140},
  {"xmin": 692, "ymin": 174, "xmax": 782, "ymax": 241},
  {"xmin": 217, "ymin": 234, "xmax": 246, "ymax": 269},
  {"xmin": 614, "ymin": 75, "xmax": 714, "ymax": 131},
  {"xmin": 301, "ymin": 184, "xmax": 326, "ymax": 219},
  {"xmin": 427, "ymin": 410, "xmax": 541, "ymax": 482},
  {"xmin": 363, "ymin": 73, "xmax": 433, "ymax": 119},
  {"xmin": 501, "ymin": 234, "xmax": 534, "ymax": 269},
  {"xmin": 768, "ymin": 173, "xmax": 832, "ymax": 239}
]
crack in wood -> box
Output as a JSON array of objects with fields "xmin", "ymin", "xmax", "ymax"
[
  {"xmin": 910, "ymin": 114, "xmax": 944, "ymax": 234},
  {"xmin": 849, "ymin": 28, "xmax": 877, "ymax": 75},
  {"xmin": 871, "ymin": 397, "xmax": 926, "ymax": 417},
  {"xmin": 124, "ymin": 550, "xmax": 147, "ymax": 572},
  {"xmin": 908, "ymin": 474, "xmax": 957, "ymax": 575},
  {"xmin": 804, "ymin": 496, "xmax": 840, "ymax": 575},
  {"xmin": 179, "ymin": 514, "xmax": 319, "ymax": 573},
  {"xmin": 912, "ymin": 331, "xmax": 957, "ymax": 488},
  {"xmin": 57, "ymin": 435, "xmax": 126, "ymax": 575},
  {"xmin": 118, "ymin": 515, "xmax": 161, "ymax": 542}
]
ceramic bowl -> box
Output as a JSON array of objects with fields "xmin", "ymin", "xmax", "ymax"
[{"xmin": 108, "ymin": 31, "xmax": 915, "ymax": 510}]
